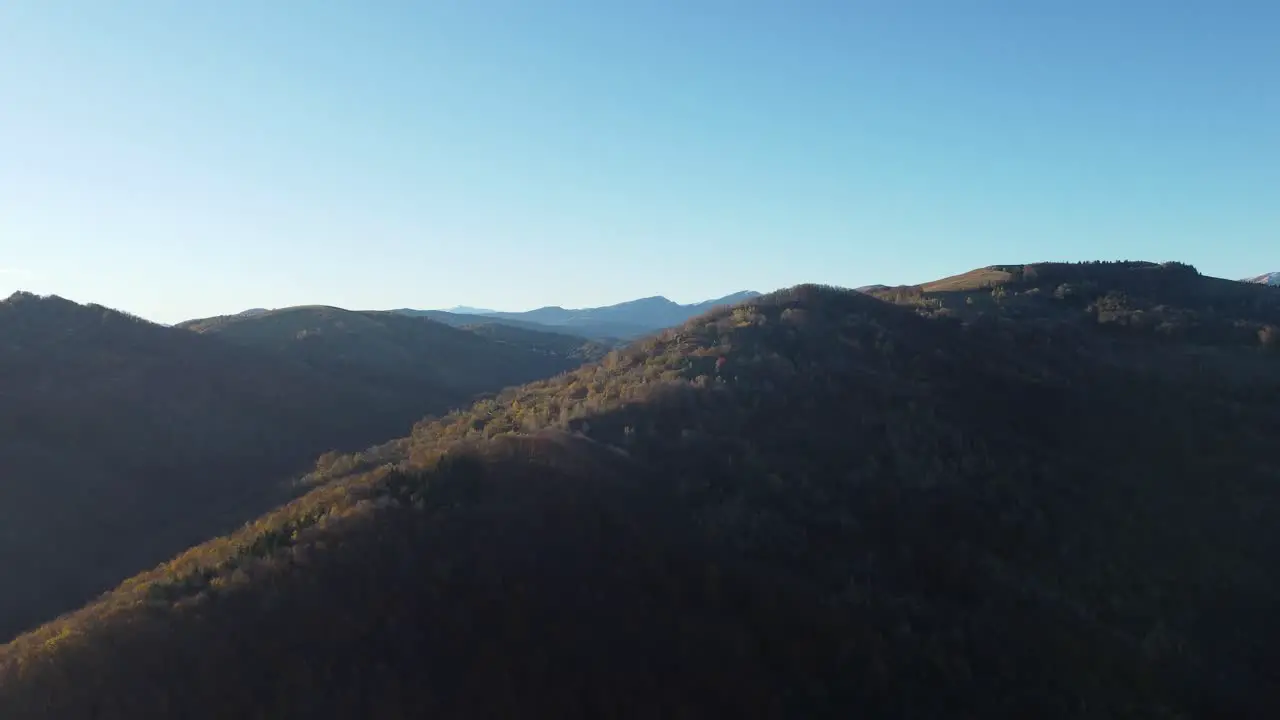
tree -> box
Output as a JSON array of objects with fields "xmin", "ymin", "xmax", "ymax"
[{"xmin": 1260, "ymin": 325, "xmax": 1279, "ymax": 349}]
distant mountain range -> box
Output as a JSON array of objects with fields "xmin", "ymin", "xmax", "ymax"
[
  {"xmin": 1243, "ymin": 272, "xmax": 1280, "ymax": 286},
  {"xmin": 396, "ymin": 291, "xmax": 762, "ymax": 340}
]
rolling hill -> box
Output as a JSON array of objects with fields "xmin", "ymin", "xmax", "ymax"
[
  {"xmin": 0, "ymin": 295, "xmax": 595, "ymax": 642},
  {"xmin": 177, "ymin": 305, "xmax": 604, "ymax": 397},
  {"xmin": 3, "ymin": 262, "xmax": 1278, "ymax": 717}
]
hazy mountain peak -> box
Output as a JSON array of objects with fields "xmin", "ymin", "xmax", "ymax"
[
  {"xmin": 609, "ymin": 295, "xmax": 679, "ymax": 309},
  {"xmin": 1243, "ymin": 272, "xmax": 1280, "ymax": 286},
  {"xmin": 401, "ymin": 291, "xmax": 762, "ymax": 340},
  {"xmin": 709, "ymin": 290, "xmax": 762, "ymax": 302}
]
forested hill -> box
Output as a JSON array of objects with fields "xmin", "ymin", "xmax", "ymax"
[
  {"xmin": 3, "ymin": 268, "xmax": 1278, "ymax": 717},
  {"xmin": 177, "ymin": 305, "xmax": 606, "ymax": 393},
  {"xmin": 885, "ymin": 260, "xmax": 1280, "ymax": 349},
  {"xmin": 0, "ymin": 294, "xmax": 594, "ymax": 642}
]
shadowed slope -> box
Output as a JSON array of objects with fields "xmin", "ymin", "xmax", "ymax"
[
  {"xmin": 0, "ymin": 295, "xmax": 590, "ymax": 642},
  {"xmin": 179, "ymin": 305, "xmax": 590, "ymax": 398}
]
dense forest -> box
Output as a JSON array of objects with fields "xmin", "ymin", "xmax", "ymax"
[
  {"xmin": 884, "ymin": 260, "xmax": 1280, "ymax": 352},
  {"xmin": 2, "ymin": 263, "xmax": 1277, "ymax": 717},
  {"xmin": 0, "ymin": 294, "xmax": 597, "ymax": 641}
]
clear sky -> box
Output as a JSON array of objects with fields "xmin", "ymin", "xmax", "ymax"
[{"xmin": 2, "ymin": 1, "xmax": 1276, "ymax": 323}]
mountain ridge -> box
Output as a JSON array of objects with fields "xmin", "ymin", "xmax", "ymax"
[
  {"xmin": 400, "ymin": 291, "xmax": 762, "ymax": 340},
  {"xmin": 4, "ymin": 262, "xmax": 1277, "ymax": 716},
  {"xmin": 0, "ymin": 294, "xmax": 601, "ymax": 642}
]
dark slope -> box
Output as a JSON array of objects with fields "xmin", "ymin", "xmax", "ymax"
[
  {"xmin": 178, "ymin": 305, "xmax": 592, "ymax": 400},
  {"xmin": 457, "ymin": 321, "xmax": 611, "ymax": 363},
  {"xmin": 0, "ymin": 295, "xmax": 588, "ymax": 642},
  {"xmin": 3, "ymin": 274, "xmax": 1279, "ymax": 717},
  {"xmin": 0, "ymin": 435, "xmax": 855, "ymax": 719}
]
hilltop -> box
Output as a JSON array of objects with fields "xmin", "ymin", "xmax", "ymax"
[
  {"xmin": 3, "ymin": 264, "xmax": 1277, "ymax": 717},
  {"xmin": 0, "ymin": 294, "xmax": 596, "ymax": 641},
  {"xmin": 1244, "ymin": 271, "xmax": 1280, "ymax": 286},
  {"xmin": 878, "ymin": 261, "xmax": 1280, "ymax": 355}
]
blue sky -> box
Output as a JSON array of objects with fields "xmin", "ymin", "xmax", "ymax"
[{"xmin": 2, "ymin": 1, "xmax": 1276, "ymax": 323}]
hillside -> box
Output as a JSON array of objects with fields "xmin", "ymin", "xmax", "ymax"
[
  {"xmin": 3, "ymin": 267, "xmax": 1278, "ymax": 717},
  {"xmin": 0, "ymin": 295, "xmax": 591, "ymax": 642},
  {"xmin": 457, "ymin": 321, "xmax": 611, "ymax": 364},
  {"xmin": 177, "ymin": 305, "xmax": 599, "ymax": 396},
  {"xmin": 1244, "ymin": 271, "xmax": 1280, "ymax": 286}
]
